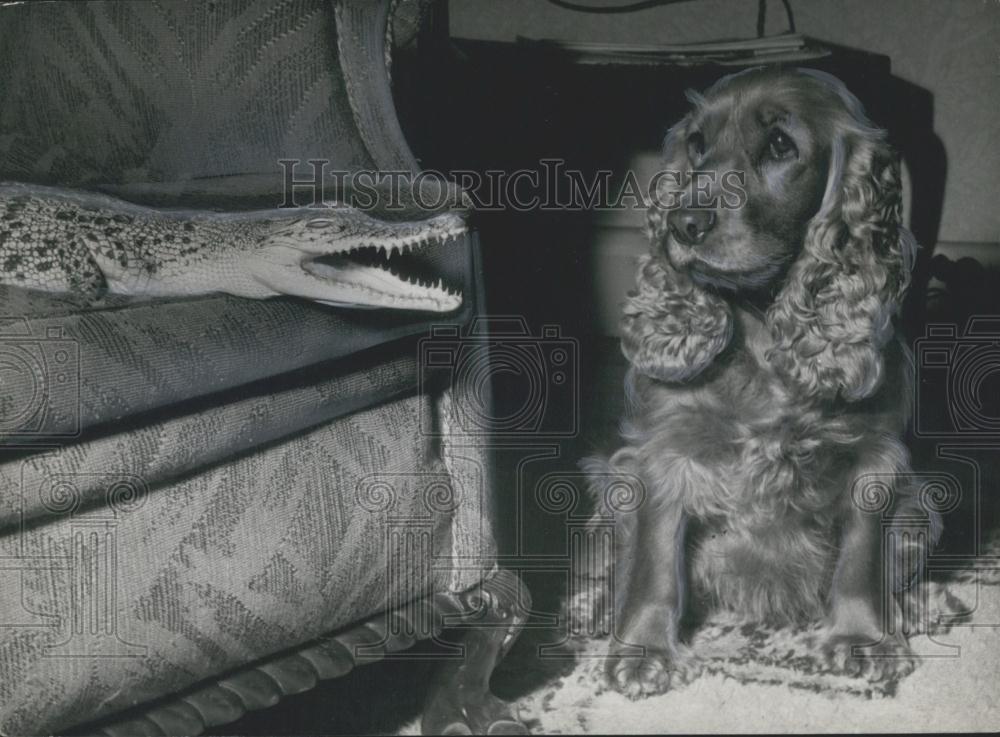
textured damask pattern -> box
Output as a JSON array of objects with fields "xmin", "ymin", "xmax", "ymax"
[
  {"xmin": 0, "ymin": 284, "xmax": 439, "ymax": 443},
  {"xmin": 93, "ymin": 568, "xmax": 529, "ymax": 736},
  {"xmin": 0, "ymin": 392, "xmax": 494, "ymax": 735},
  {"xmin": 0, "ymin": 3, "xmax": 495, "ymax": 733},
  {"xmin": 0, "ymin": 352, "xmax": 419, "ymax": 529},
  {"xmin": 0, "ymin": 0, "xmax": 371, "ymax": 186}
]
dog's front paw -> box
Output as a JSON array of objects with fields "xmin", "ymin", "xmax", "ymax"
[
  {"xmin": 821, "ymin": 634, "xmax": 917, "ymax": 682},
  {"xmin": 603, "ymin": 648, "xmax": 698, "ymax": 699}
]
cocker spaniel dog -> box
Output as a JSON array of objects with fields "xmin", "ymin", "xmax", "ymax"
[{"xmin": 572, "ymin": 67, "xmax": 936, "ymax": 698}]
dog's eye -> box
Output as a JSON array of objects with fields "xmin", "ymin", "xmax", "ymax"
[
  {"xmin": 687, "ymin": 131, "xmax": 705, "ymax": 158},
  {"xmin": 766, "ymin": 129, "xmax": 797, "ymax": 160}
]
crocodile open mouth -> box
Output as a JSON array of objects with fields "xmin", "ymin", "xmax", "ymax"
[{"xmin": 305, "ymin": 234, "xmax": 464, "ymax": 312}]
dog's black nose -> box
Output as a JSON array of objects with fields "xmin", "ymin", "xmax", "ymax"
[{"xmin": 668, "ymin": 209, "xmax": 716, "ymax": 245}]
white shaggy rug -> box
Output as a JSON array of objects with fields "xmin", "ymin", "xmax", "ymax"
[
  {"xmin": 515, "ymin": 589, "xmax": 996, "ymax": 734},
  {"xmin": 400, "ymin": 572, "xmax": 1000, "ymax": 734}
]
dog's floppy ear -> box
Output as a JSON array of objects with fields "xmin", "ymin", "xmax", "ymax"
[
  {"xmin": 766, "ymin": 76, "xmax": 916, "ymax": 402},
  {"xmin": 620, "ymin": 150, "xmax": 733, "ymax": 383}
]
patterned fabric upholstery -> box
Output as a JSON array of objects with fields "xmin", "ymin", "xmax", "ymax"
[
  {"xmin": 0, "ymin": 285, "xmax": 475, "ymax": 446},
  {"xmin": 0, "ymin": 1, "xmax": 497, "ymax": 733},
  {"xmin": 0, "ymin": 0, "xmax": 480, "ymax": 380},
  {"xmin": 0, "ymin": 392, "xmax": 494, "ymax": 734},
  {"xmin": 0, "ymin": 343, "xmax": 421, "ymax": 529},
  {"xmin": 0, "ymin": 0, "xmax": 370, "ymax": 186}
]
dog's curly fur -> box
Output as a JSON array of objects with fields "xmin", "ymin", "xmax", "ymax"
[{"xmin": 573, "ymin": 67, "xmax": 937, "ymax": 699}]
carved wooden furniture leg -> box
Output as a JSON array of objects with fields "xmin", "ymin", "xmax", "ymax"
[
  {"xmin": 86, "ymin": 574, "xmax": 528, "ymax": 736},
  {"xmin": 422, "ymin": 569, "xmax": 531, "ymax": 735}
]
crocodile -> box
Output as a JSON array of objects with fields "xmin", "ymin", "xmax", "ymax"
[{"xmin": 0, "ymin": 182, "xmax": 465, "ymax": 311}]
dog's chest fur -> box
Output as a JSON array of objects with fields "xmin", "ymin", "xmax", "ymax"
[{"xmin": 629, "ymin": 308, "xmax": 867, "ymax": 621}]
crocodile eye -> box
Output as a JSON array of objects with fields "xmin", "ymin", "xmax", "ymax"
[{"xmin": 306, "ymin": 218, "xmax": 343, "ymax": 232}]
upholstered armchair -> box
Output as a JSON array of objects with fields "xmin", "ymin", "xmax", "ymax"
[{"xmin": 0, "ymin": 1, "xmax": 527, "ymax": 734}]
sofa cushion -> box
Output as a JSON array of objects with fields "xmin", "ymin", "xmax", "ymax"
[
  {"xmin": 0, "ymin": 391, "xmax": 496, "ymax": 734},
  {"xmin": 0, "ymin": 347, "xmax": 418, "ymax": 530},
  {"xmin": 0, "ymin": 272, "xmax": 477, "ymax": 445}
]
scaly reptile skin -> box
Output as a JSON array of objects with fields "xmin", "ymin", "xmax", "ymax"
[{"xmin": 0, "ymin": 182, "xmax": 465, "ymax": 311}]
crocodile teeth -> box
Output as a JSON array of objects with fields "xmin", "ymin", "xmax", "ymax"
[{"xmin": 304, "ymin": 258, "xmax": 462, "ymax": 312}]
